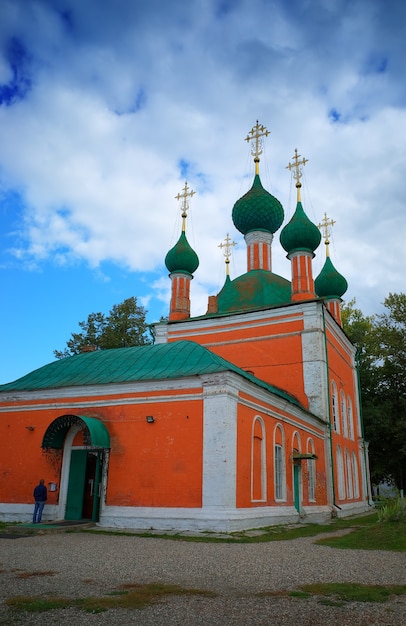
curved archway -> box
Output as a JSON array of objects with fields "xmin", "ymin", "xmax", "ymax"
[
  {"xmin": 42, "ymin": 415, "xmax": 110, "ymax": 450},
  {"xmin": 42, "ymin": 415, "xmax": 110, "ymax": 522}
]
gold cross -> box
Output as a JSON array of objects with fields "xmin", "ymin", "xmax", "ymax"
[
  {"xmin": 219, "ymin": 233, "xmax": 236, "ymax": 276},
  {"xmin": 318, "ymin": 212, "xmax": 336, "ymax": 256},
  {"xmin": 245, "ymin": 121, "xmax": 270, "ymax": 174},
  {"xmin": 286, "ymin": 149, "xmax": 308, "ymax": 202},
  {"xmin": 175, "ymin": 182, "xmax": 196, "ymax": 231}
]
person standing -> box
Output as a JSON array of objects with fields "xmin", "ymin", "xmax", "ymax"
[{"xmin": 32, "ymin": 479, "xmax": 47, "ymax": 524}]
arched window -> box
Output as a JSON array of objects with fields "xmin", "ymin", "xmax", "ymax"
[
  {"xmin": 307, "ymin": 438, "xmax": 316, "ymax": 501},
  {"xmin": 347, "ymin": 396, "xmax": 354, "ymax": 440},
  {"xmin": 292, "ymin": 432, "xmax": 301, "ymax": 456},
  {"xmin": 340, "ymin": 391, "xmax": 348, "ymax": 437},
  {"xmin": 336, "ymin": 446, "xmax": 345, "ymax": 500},
  {"xmin": 345, "ymin": 449, "xmax": 353, "ymax": 499},
  {"xmin": 352, "ymin": 451, "xmax": 360, "ymax": 499},
  {"xmin": 251, "ymin": 417, "xmax": 266, "ymax": 501},
  {"xmin": 331, "ymin": 381, "xmax": 340, "ymax": 433},
  {"xmin": 274, "ymin": 425, "xmax": 286, "ymax": 501}
]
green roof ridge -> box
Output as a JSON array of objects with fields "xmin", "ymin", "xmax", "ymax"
[{"xmin": 217, "ymin": 269, "xmax": 291, "ymax": 313}]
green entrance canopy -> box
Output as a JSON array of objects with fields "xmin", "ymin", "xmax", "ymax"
[{"xmin": 42, "ymin": 415, "xmax": 110, "ymax": 450}]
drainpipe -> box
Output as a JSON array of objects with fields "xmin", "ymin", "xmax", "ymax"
[
  {"xmin": 355, "ymin": 348, "xmax": 373, "ymax": 506},
  {"xmin": 322, "ymin": 306, "xmax": 340, "ymax": 512}
]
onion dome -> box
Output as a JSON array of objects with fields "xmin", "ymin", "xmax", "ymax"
[
  {"xmin": 232, "ymin": 174, "xmax": 284, "ymax": 235},
  {"xmin": 314, "ymin": 257, "xmax": 348, "ymax": 299},
  {"xmin": 165, "ymin": 231, "xmax": 199, "ymax": 275},
  {"xmin": 280, "ymin": 201, "xmax": 321, "ymax": 254}
]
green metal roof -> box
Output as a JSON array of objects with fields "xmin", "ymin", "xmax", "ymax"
[
  {"xmin": 216, "ymin": 269, "xmax": 292, "ymax": 313},
  {"xmin": 0, "ymin": 340, "xmax": 303, "ymax": 408}
]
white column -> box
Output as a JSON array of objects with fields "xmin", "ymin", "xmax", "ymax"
[
  {"xmin": 302, "ymin": 304, "xmax": 328, "ymax": 419},
  {"xmin": 201, "ymin": 374, "xmax": 238, "ymax": 508}
]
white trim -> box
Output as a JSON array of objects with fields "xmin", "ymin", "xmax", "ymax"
[
  {"xmin": 274, "ymin": 430, "xmax": 286, "ymax": 501},
  {"xmin": 0, "ymin": 391, "xmax": 203, "ymax": 413},
  {"xmin": 56, "ymin": 423, "xmax": 83, "ymax": 520},
  {"xmin": 0, "ymin": 503, "xmax": 59, "ymax": 523},
  {"xmin": 0, "ymin": 378, "xmax": 202, "ymax": 406},
  {"xmin": 164, "ymin": 302, "xmax": 309, "ymax": 339},
  {"xmin": 333, "ymin": 501, "xmax": 372, "ymax": 518},
  {"xmin": 307, "ymin": 438, "xmax": 316, "ymax": 502},
  {"xmin": 341, "ymin": 390, "xmax": 348, "ymax": 437},
  {"xmin": 98, "ymin": 504, "xmax": 302, "ymax": 532},
  {"xmin": 336, "ymin": 445, "xmax": 346, "ymax": 500},
  {"xmin": 251, "ymin": 416, "xmax": 267, "ymax": 502}
]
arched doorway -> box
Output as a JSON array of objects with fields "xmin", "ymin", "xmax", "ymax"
[{"xmin": 42, "ymin": 415, "xmax": 110, "ymax": 522}]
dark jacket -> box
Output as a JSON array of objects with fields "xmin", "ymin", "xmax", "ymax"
[{"xmin": 33, "ymin": 484, "xmax": 47, "ymax": 502}]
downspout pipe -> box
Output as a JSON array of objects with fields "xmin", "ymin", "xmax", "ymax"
[{"xmin": 322, "ymin": 306, "xmax": 341, "ymax": 511}]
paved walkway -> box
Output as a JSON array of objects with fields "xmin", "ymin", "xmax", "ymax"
[{"xmin": 0, "ymin": 528, "xmax": 405, "ymax": 624}]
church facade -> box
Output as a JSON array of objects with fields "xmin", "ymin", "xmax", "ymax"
[{"xmin": 0, "ymin": 123, "xmax": 372, "ymax": 531}]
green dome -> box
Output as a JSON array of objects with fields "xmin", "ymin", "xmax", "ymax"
[
  {"xmin": 315, "ymin": 257, "xmax": 348, "ymax": 298},
  {"xmin": 232, "ymin": 174, "xmax": 284, "ymax": 235},
  {"xmin": 280, "ymin": 202, "xmax": 321, "ymax": 254},
  {"xmin": 165, "ymin": 231, "xmax": 199, "ymax": 275},
  {"xmin": 216, "ymin": 269, "xmax": 291, "ymax": 314}
]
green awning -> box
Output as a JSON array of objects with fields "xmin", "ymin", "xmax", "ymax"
[
  {"xmin": 292, "ymin": 452, "xmax": 317, "ymax": 460},
  {"xmin": 42, "ymin": 415, "xmax": 110, "ymax": 450}
]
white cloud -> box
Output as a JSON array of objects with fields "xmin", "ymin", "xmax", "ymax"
[{"xmin": 0, "ymin": 0, "xmax": 405, "ymax": 326}]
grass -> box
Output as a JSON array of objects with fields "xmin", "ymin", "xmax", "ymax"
[
  {"xmin": 3, "ymin": 507, "xmax": 405, "ymax": 551},
  {"xmin": 5, "ymin": 583, "xmax": 216, "ymax": 614},
  {"xmin": 259, "ymin": 583, "xmax": 406, "ymax": 604},
  {"xmin": 7, "ymin": 582, "xmax": 406, "ymax": 615},
  {"xmin": 84, "ymin": 515, "xmax": 379, "ymax": 544},
  {"xmin": 90, "ymin": 511, "xmax": 405, "ymax": 552},
  {"xmin": 298, "ymin": 582, "xmax": 406, "ymax": 603},
  {"xmin": 315, "ymin": 518, "xmax": 406, "ymax": 551},
  {"xmin": 84, "ymin": 510, "xmax": 406, "ymax": 551},
  {"xmin": 90, "ymin": 524, "xmax": 341, "ymax": 542}
]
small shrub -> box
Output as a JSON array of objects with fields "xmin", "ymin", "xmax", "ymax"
[{"xmin": 377, "ymin": 498, "xmax": 406, "ymax": 523}]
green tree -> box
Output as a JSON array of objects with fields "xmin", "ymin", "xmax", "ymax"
[
  {"xmin": 342, "ymin": 294, "xmax": 406, "ymax": 491},
  {"xmin": 54, "ymin": 297, "xmax": 152, "ymax": 358},
  {"xmin": 372, "ymin": 293, "xmax": 406, "ymax": 491}
]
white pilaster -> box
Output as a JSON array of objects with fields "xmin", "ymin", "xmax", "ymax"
[
  {"xmin": 201, "ymin": 374, "xmax": 238, "ymax": 508},
  {"xmin": 302, "ymin": 304, "xmax": 328, "ymax": 419}
]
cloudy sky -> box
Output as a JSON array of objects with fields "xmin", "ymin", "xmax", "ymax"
[{"xmin": 0, "ymin": 0, "xmax": 405, "ymax": 384}]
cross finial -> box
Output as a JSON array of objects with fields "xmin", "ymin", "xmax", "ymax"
[
  {"xmin": 218, "ymin": 233, "xmax": 236, "ymax": 277},
  {"xmin": 286, "ymin": 149, "xmax": 308, "ymax": 202},
  {"xmin": 318, "ymin": 212, "xmax": 336, "ymax": 257},
  {"xmin": 245, "ymin": 121, "xmax": 270, "ymax": 175},
  {"xmin": 175, "ymin": 181, "xmax": 196, "ymax": 232}
]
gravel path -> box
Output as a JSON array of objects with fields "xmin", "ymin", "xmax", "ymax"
[{"xmin": 0, "ymin": 529, "xmax": 405, "ymax": 625}]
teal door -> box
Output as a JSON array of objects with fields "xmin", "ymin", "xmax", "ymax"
[
  {"xmin": 293, "ymin": 463, "xmax": 300, "ymax": 513},
  {"xmin": 65, "ymin": 450, "xmax": 87, "ymax": 520}
]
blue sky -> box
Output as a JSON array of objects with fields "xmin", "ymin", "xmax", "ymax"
[{"xmin": 1, "ymin": 0, "xmax": 405, "ymax": 384}]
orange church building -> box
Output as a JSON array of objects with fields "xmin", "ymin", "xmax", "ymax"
[{"xmin": 0, "ymin": 123, "xmax": 372, "ymax": 531}]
